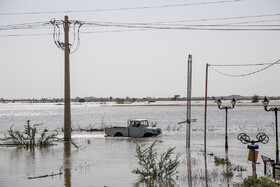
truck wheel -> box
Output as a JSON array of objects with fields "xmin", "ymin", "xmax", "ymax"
[
  {"xmin": 114, "ymin": 132, "xmax": 123, "ymax": 137},
  {"xmin": 143, "ymin": 133, "xmax": 154, "ymax": 137}
]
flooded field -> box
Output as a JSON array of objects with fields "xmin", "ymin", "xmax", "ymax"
[{"xmin": 0, "ymin": 102, "xmax": 278, "ymax": 186}]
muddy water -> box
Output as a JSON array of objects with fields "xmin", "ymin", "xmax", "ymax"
[{"xmin": 0, "ymin": 102, "xmax": 277, "ymax": 186}]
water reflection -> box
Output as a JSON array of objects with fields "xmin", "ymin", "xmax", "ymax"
[
  {"xmin": 64, "ymin": 141, "xmax": 71, "ymax": 187},
  {"xmin": 204, "ymin": 152, "xmax": 208, "ymax": 187},
  {"xmin": 225, "ymin": 148, "xmax": 229, "ymax": 187},
  {"xmin": 186, "ymin": 148, "xmax": 192, "ymax": 187}
]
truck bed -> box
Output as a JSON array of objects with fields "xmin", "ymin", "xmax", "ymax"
[{"xmin": 105, "ymin": 126, "xmax": 129, "ymax": 137}]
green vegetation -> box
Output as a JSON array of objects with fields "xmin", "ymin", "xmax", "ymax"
[
  {"xmin": 241, "ymin": 176, "xmax": 278, "ymax": 187},
  {"xmin": 252, "ymin": 94, "xmax": 259, "ymax": 103},
  {"xmin": 214, "ymin": 156, "xmax": 247, "ymax": 181},
  {"xmin": 1, "ymin": 120, "xmax": 58, "ymax": 149},
  {"xmin": 116, "ymin": 98, "xmax": 125, "ymax": 104},
  {"xmin": 214, "ymin": 156, "xmax": 231, "ymax": 166},
  {"xmin": 78, "ymin": 98, "xmax": 86, "ymax": 102},
  {"xmin": 233, "ymin": 165, "xmax": 247, "ymax": 172},
  {"xmin": 132, "ymin": 141, "xmax": 181, "ymax": 182}
]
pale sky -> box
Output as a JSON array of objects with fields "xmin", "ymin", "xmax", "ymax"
[{"xmin": 0, "ymin": 0, "xmax": 279, "ymax": 99}]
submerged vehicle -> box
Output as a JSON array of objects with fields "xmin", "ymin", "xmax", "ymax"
[{"xmin": 105, "ymin": 119, "xmax": 162, "ymax": 138}]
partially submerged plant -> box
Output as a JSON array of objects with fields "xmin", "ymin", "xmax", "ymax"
[
  {"xmin": 1, "ymin": 120, "xmax": 58, "ymax": 149},
  {"xmin": 214, "ymin": 156, "xmax": 231, "ymax": 166},
  {"xmin": 241, "ymin": 176, "xmax": 278, "ymax": 187},
  {"xmin": 233, "ymin": 165, "xmax": 247, "ymax": 172},
  {"xmin": 132, "ymin": 141, "xmax": 181, "ymax": 182},
  {"xmin": 214, "ymin": 155, "xmax": 247, "ymax": 182}
]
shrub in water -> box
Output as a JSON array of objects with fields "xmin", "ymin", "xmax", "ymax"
[
  {"xmin": 132, "ymin": 141, "xmax": 181, "ymax": 182},
  {"xmin": 2, "ymin": 120, "xmax": 58, "ymax": 149},
  {"xmin": 242, "ymin": 176, "xmax": 277, "ymax": 187}
]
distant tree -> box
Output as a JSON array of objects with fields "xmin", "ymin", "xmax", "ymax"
[
  {"xmin": 78, "ymin": 98, "xmax": 86, "ymax": 102},
  {"xmin": 116, "ymin": 98, "xmax": 125, "ymax": 104},
  {"xmin": 172, "ymin": 95, "xmax": 180, "ymax": 101},
  {"xmin": 252, "ymin": 95, "xmax": 259, "ymax": 103}
]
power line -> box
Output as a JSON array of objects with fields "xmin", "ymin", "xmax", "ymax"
[
  {"xmin": 84, "ymin": 22, "xmax": 280, "ymax": 31},
  {"xmin": 88, "ymin": 20, "xmax": 280, "ymax": 27},
  {"xmin": 0, "ymin": 33, "xmax": 52, "ymax": 37},
  {"xmin": 0, "ymin": 0, "xmax": 245, "ymax": 16},
  {"xmin": 1, "ymin": 24, "xmax": 279, "ymax": 37},
  {"xmin": 209, "ymin": 60, "xmax": 280, "ymax": 77},
  {"xmin": 154, "ymin": 19, "xmax": 280, "ymax": 26},
  {"xmin": 1, "ymin": 14, "xmax": 280, "ymax": 37},
  {"xmin": 210, "ymin": 62, "xmax": 280, "ymax": 66},
  {"xmin": 0, "ymin": 21, "xmax": 50, "ymax": 31},
  {"xmin": 1, "ymin": 13, "xmax": 280, "ymax": 31},
  {"xmin": 152, "ymin": 13, "xmax": 280, "ymax": 24}
]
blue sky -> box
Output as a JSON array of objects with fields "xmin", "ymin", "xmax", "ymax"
[{"xmin": 0, "ymin": 0, "xmax": 279, "ymax": 99}]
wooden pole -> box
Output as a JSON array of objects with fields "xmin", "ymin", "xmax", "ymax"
[
  {"xmin": 204, "ymin": 63, "xmax": 209, "ymax": 153},
  {"xmin": 64, "ymin": 15, "xmax": 71, "ymax": 141}
]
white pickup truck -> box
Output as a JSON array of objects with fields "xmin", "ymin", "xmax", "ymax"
[{"xmin": 105, "ymin": 119, "xmax": 162, "ymax": 138}]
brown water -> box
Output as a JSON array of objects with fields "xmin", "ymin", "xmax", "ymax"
[{"xmin": 0, "ymin": 103, "xmax": 277, "ymax": 186}]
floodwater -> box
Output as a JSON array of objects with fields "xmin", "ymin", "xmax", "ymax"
[{"xmin": 0, "ymin": 102, "xmax": 278, "ymax": 186}]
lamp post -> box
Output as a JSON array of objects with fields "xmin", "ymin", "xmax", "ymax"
[
  {"xmin": 217, "ymin": 98, "xmax": 236, "ymax": 149},
  {"xmin": 263, "ymin": 96, "xmax": 280, "ymax": 163}
]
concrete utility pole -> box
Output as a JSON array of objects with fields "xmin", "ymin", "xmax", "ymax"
[
  {"xmin": 186, "ymin": 54, "xmax": 192, "ymax": 148},
  {"xmin": 50, "ymin": 16, "xmax": 83, "ymax": 141},
  {"xmin": 64, "ymin": 15, "xmax": 71, "ymax": 141},
  {"xmin": 204, "ymin": 63, "xmax": 209, "ymax": 153}
]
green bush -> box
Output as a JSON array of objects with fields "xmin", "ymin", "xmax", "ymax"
[
  {"xmin": 214, "ymin": 156, "xmax": 231, "ymax": 166},
  {"xmin": 1, "ymin": 120, "xmax": 58, "ymax": 149},
  {"xmin": 252, "ymin": 94, "xmax": 259, "ymax": 103},
  {"xmin": 242, "ymin": 176, "xmax": 278, "ymax": 187},
  {"xmin": 116, "ymin": 98, "xmax": 125, "ymax": 104},
  {"xmin": 132, "ymin": 141, "xmax": 181, "ymax": 182}
]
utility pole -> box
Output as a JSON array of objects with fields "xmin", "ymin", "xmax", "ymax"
[
  {"xmin": 186, "ymin": 54, "xmax": 192, "ymax": 148},
  {"xmin": 204, "ymin": 63, "xmax": 209, "ymax": 153},
  {"xmin": 50, "ymin": 16, "xmax": 83, "ymax": 141},
  {"xmin": 64, "ymin": 15, "xmax": 71, "ymax": 141}
]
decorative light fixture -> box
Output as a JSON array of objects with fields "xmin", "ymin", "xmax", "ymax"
[{"xmin": 217, "ymin": 98, "xmax": 236, "ymax": 149}]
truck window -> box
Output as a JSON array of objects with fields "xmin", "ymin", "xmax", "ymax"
[
  {"xmin": 131, "ymin": 121, "xmax": 140, "ymax": 127},
  {"xmin": 140, "ymin": 120, "xmax": 148, "ymax": 126}
]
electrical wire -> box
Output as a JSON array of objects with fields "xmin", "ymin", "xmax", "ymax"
[
  {"xmin": 1, "ymin": 13, "xmax": 280, "ymax": 31},
  {"xmin": 210, "ymin": 62, "xmax": 280, "ymax": 66},
  {"xmin": 86, "ymin": 20, "xmax": 280, "ymax": 27},
  {"xmin": 0, "ymin": 0, "xmax": 246, "ymax": 16},
  {"xmin": 0, "ymin": 33, "xmax": 52, "ymax": 37},
  {"xmin": 152, "ymin": 13, "xmax": 280, "ymax": 24},
  {"xmin": 0, "ymin": 21, "xmax": 50, "ymax": 31},
  {"xmin": 84, "ymin": 22, "xmax": 280, "ymax": 31},
  {"xmin": 209, "ymin": 60, "xmax": 280, "ymax": 77},
  {"xmin": 49, "ymin": 19, "xmax": 83, "ymax": 53},
  {"xmin": 1, "ymin": 13, "xmax": 280, "ymax": 37}
]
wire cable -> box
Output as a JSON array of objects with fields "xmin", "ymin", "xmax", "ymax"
[
  {"xmin": 84, "ymin": 22, "xmax": 280, "ymax": 31},
  {"xmin": 0, "ymin": 0, "xmax": 246, "ymax": 16},
  {"xmin": 152, "ymin": 13, "xmax": 280, "ymax": 24},
  {"xmin": 209, "ymin": 60, "xmax": 280, "ymax": 77},
  {"xmin": 210, "ymin": 62, "xmax": 280, "ymax": 66}
]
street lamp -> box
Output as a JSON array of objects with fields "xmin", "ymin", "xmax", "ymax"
[
  {"xmin": 263, "ymin": 96, "xmax": 280, "ymax": 163},
  {"xmin": 217, "ymin": 98, "xmax": 236, "ymax": 149}
]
